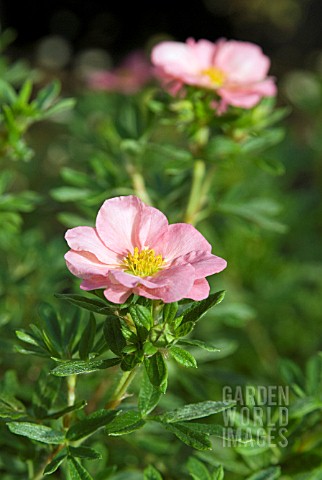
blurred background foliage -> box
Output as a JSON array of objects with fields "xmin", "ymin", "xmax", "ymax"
[{"xmin": 0, "ymin": 0, "xmax": 322, "ymax": 479}]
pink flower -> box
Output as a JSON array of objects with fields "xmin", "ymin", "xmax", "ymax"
[
  {"xmin": 151, "ymin": 38, "xmax": 277, "ymax": 109},
  {"xmin": 64, "ymin": 195, "xmax": 227, "ymax": 304},
  {"xmin": 87, "ymin": 51, "xmax": 153, "ymax": 94}
]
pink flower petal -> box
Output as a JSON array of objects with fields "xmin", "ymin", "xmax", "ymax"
[
  {"xmin": 80, "ymin": 276, "xmax": 109, "ymax": 290},
  {"xmin": 103, "ymin": 285, "xmax": 132, "ymax": 304},
  {"xmin": 134, "ymin": 264, "xmax": 195, "ymax": 303},
  {"xmin": 187, "ymin": 278, "xmax": 210, "ymax": 300},
  {"xmin": 96, "ymin": 196, "xmax": 142, "ymax": 255},
  {"xmin": 65, "ymin": 226, "xmax": 119, "ymax": 265},
  {"xmin": 65, "ymin": 251, "xmax": 110, "ymax": 279},
  {"xmin": 137, "ymin": 204, "xmax": 169, "ymax": 250},
  {"xmin": 173, "ymin": 251, "xmax": 227, "ymax": 278},
  {"xmin": 158, "ymin": 223, "xmax": 211, "ymax": 262},
  {"xmin": 214, "ymin": 40, "xmax": 270, "ymax": 83}
]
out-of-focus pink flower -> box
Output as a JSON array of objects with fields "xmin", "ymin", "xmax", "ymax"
[
  {"xmin": 87, "ymin": 51, "xmax": 153, "ymax": 94},
  {"xmin": 151, "ymin": 38, "xmax": 277, "ymax": 109},
  {"xmin": 65, "ymin": 195, "xmax": 227, "ymax": 304}
]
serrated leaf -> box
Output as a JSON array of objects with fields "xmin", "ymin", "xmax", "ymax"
[
  {"xmin": 66, "ymin": 409, "xmax": 118, "ymax": 441},
  {"xmin": 170, "ymin": 347, "xmax": 197, "ymax": 368},
  {"xmin": 181, "ymin": 291, "xmax": 225, "ymax": 325},
  {"xmin": 51, "ymin": 358, "xmax": 120, "ymax": 376},
  {"xmin": 138, "ymin": 369, "xmax": 163, "ymax": 416},
  {"xmin": 156, "ymin": 401, "xmax": 235, "ymax": 423},
  {"xmin": 68, "ymin": 457, "xmax": 94, "ymax": 480},
  {"xmin": 43, "ymin": 450, "xmax": 67, "ymax": 475},
  {"xmin": 7, "ymin": 422, "xmax": 65, "ymax": 444},
  {"xmin": 144, "ymin": 352, "xmax": 168, "ymax": 389},
  {"xmin": 186, "ymin": 456, "xmax": 212, "ymax": 480},
  {"xmin": 105, "ymin": 410, "xmax": 145, "ymax": 436},
  {"xmin": 144, "ymin": 465, "xmax": 163, "ymax": 480},
  {"xmin": 78, "ymin": 314, "xmax": 96, "ymax": 360},
  {"xmin": 178, "ymin": 339, "xmax": 220, "ymax": 352},
  {"xmin": 103, "ymin": 316, "xmax": 126, "ymax": 356},
  {"xmin": 163, "ymin": 422, "xmax": 211, "ymax": 451},
  {"xmin": 68, "ymin": 446, "xmax": 102, "ymax": 460}
]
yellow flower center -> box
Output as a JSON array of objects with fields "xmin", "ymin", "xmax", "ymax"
[
  {"xmin": 122, "ymin": 247, "xmax": 164, "ymax": 277},
  {"xmin": 201, "ymin": 67, "xmax": 226, "ymax": 87}
]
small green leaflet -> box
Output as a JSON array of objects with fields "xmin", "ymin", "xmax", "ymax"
[
  {"xmin": 156, "ymin": 400, "xmax": 236, "ymax": 423},
  {"xmin": 245, "ymin": 466, "xmax": 281, "ymax": 480},
  {"xmin": 186, "ymin": 456, "xmax": 212, "ymax": 480},
  {"xmin": 144, "ymin": 465, "xmax": 163, "ymax": 480},
  {"xmin": 181, "ymin": 291, "xmax": 225, "ymax": 325},
  {"xmin": 51, "ymin": 358, "xmax": 121, "ymax": 376},
  {"xmin": 7, "ymin": 422, "xmax": 65, "ymax": 444},
  {"xmin": 170, "ymin": 346, "xmax": 197, "ymax": 368},
  {"xmin": 144, "ymin": 352, "xmax": 168, "ymax": 391},
  {"xmin": 105, "ymin": 410, "xmax": 145, "ymax": 436},
  {"xmin": 68, "ymin": 446, "xmax": 102, "ymax": 460},
  {"xmin": 43, "ymin": 450, "xmax": 67, "ymax": 476},
  {"xmin": 67, "ymin": 457, "xmax": 94, "ymax": 480},
  {"xmin": 163, "ymin": 422, "xmax": 211, "ymax": 451},
  {"xmin": 66, "ymin": 409, "xmax": 119, "ymax": 441}
]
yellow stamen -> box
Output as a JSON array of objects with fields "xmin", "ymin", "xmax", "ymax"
[
  {"xmin": 122, "ymin": 247, "xmax": 164, "ymax": 277},
  {"xmin": 201, "ymin": 67, "xmax": 226, "ymax": 87}
]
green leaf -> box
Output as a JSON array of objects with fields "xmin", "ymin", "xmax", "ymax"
[
  {"xmin": 34, "ymin": 80, "xmax": 60, "ymax": 110},
  {"xmin": 156, "ymin": 401, "xmax": 235, "ymax": 423},
  {"xmin": 163, "ymin": 422, "xmax": 211, "ymax": 451},
  {"xmin": 181, "ymin": 291, "xmax": 225, "ymax": 325},
  {"xmin": 105, "ymin": 410, "xmax": 145, "ymax": 436},
  {"xmin": 178, "ymin": 339, "xmax": 220, "ymax": 352},
  {"xmin": 7, "ymin": 422, "xmax": 65, "ymax": 444},
  {"xmin": 245, "ymin": 466, "xmax": 281, "ymax": 480},
  {"xmin": 55, "ymin": 293, "xmax": 114, "ymax": 315},
  {"xmin": 162, "ymin": 302, "xmax": 178, "ymax": 323},
  {"xmin": 43, "ymin": 450, "xmax": 67, "ymax": 475},
  {"xmin": 51, "ymin": 358, "xmax": 120, "ymax": 376},
  {"xmin": 129, "ymin": 305, "xmax": 153, "ymax": 330},
  {"xmin": 254, "ymin": 157, "xmax": 285, "ymax": 176},
  {"xmin": 144, "ymin": 465, "xmax": 163, "ymax": 480},
  {"xmin": 0, "ymin": 395, "xmax": 26, "ymax": 419},
  {"xmin": 129, "ymin": 304, "xmax": 153, "ymax": 341},
  {"xmin": 15, "ymin": 329, "xmax": 41, "ymax": 347},
  {"xmin": 66, "ymin": 409, "xmax": 119, "ymax": 441},
  {"xmin": 51, "ymin": 186, "xmax": 93, "ymax": 202},
  {"xmin": 103, "ymin": 316, "xmax": 127, "ymax": 356},
  {"xmin": 38, "ymin": 303, "xmax": 62, "ymax": 351},
  {"xmin": 213, "ymin": 466, "xmax": 224, "ymax": 480},
  {"xmin": 78, "ymin": 314, "xmax": 96, "ymax": 360},
  {"xmin": 67, "ymin": 457, "xmax": 94, "ymax": 480},
  {"xmin": 174, "ymin": 321, "xmax": 195, "ymax": 338},
  {"xmin": 144, "ymin": 352, "xmax": 168, "ymax": 390},
  {"xmin": 45, "ymin": 400, "xmax": 87, "ymax": 420},
  {"xmin": 120, "ymin": 352, "xmax": 143, "ymax": 371},
  {"xmin": 138, "ymin": 369, "xmax": 163, "ymax": 416},
  {"xmin": 186, "ymin": 457, "xmax": 212, "ymax": 480},
  {"xmin": 170, "ymin": 347, "xmax": 197, "ymax": 368},
  {"xmin": 68, "ymin": 446, "xmax": 102, "ymax": 460}
]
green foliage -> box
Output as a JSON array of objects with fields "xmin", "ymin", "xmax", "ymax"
[{"xmin": 0, "ymin": 29, "xmax": 322, "ymax": 480}]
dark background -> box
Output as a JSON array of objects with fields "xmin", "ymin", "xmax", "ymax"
[{"xmin": 1, "ymin": 0, "xmax": 322, "ymax": 76}]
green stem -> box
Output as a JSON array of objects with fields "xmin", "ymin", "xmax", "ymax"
[
  {"xmin": 184, "ymin": 160, "xmax": 215, "ymax": 225},
  {"xmin": 126, "ymin": 158, "xmax": 153, "ymax": 205},
  {"xmin": 105, "ymin": 367, "xmax": 138, "ymax": 410},
  {"xmin": 63, "ymin": 374, "xmax": 77, "ymax": 429}
]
